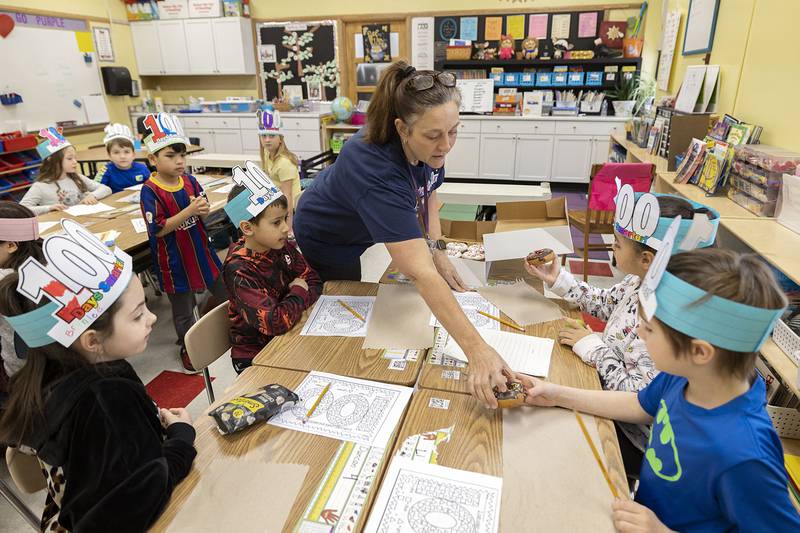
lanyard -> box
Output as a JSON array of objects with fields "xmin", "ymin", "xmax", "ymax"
[{"xmin": 406, "ymin": 162, "xmax": 429, "ymax": 237}]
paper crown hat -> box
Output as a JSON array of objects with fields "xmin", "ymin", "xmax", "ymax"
[
  {"xmin": 103, "ymin": 123, "xmax": 135, "ymax": 145},
  {"xmin": 0, "ymin": 215, "xmax": 39, "ymax": 242},
  {"xmin": 613, "ymin": 183, "xmax": 719, "ymax": 254},
  {"xmin": 36, "ymin": 127, "xmax": 72, "ymax": 160},
  {"xmin": 257, "ymin": 108, "xmax": 283, "ymax": 136},
  {"xmin": 142, "ymin": 113, "xmax": 188, "ymax": 153},
  {"xmin": 224, "ymin": 160, "xmax": 284, "ymax": 226},
  {"xmin": 5, "ymin": 219, "xmax": 133, "ymax": 348},
  {"xmin": 639, "ymin": 217, "xmax": 785, "ymax": 353}
]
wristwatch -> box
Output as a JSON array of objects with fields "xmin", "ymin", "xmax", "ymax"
[{"xmin": 427, "ymin": 238, "xmax": 447, "ymax": 251}]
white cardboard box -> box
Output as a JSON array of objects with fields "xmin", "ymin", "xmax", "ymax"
[
  {"xmin": 188, "ymin": 0, "xmax": 222, "ymax": 18},
  {"xmin": 440, "ymin": 198, "xmax": 574, "ymax": 281},
  {"xmin": 778, "ymin": 173, "xmax": 800, "ymax": 236},
  {"xmin": 158, "ymin": 0, "xmax": 189, "ymax": 19}
]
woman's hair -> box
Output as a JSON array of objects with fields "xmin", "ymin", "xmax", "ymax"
[
  {"xmin": 0, "ymin": 273, "xmax": 123, "ymax": 446},
  {"xmin": 266, "ymin": 135, "xmax": 299, "ymax": 167},
  {"xmin": 364, "ymin": 60, "xmax": 461, "ymax": 145},
  {"xmin": 658, "ymin": 249, "xmax": 787, "ymax": 379},
  {"xmin": 0, "ymin": 201, "xmax": 45, "ymax": 270},
  {"xmin": 632, "ymin": 195, "xmax": 717, "ymax": 255},
  {"xmin": 37, "ymin": 147, "xmax": 87, "ymax": 194}
]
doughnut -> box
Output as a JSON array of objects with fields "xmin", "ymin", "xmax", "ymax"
[
  {"xmin": 446, "ymin": 241, "xmax": 468, "ymax": 252},
  {"xmin": 526, "ymin": 248, "xmax": 555, "ymax": 266},
  {"xmin": 461, "ymin": 250, "xmax": 485, "ymax": 260},
  {"xmin": 495, "ymin": 381, "xmax": 526, "ymax": 408},
  {"xmin": 446, "ymin": 249, "xmax": 462, "ymax": 258}
]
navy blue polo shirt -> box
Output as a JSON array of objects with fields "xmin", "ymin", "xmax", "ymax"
[{"xmin": 294, "ymin": 130, "xmax": 444, "ymax": 267}]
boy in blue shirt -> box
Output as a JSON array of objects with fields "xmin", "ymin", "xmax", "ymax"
[
  {"xmin": 98, "ymin": 123, "xmax": 150, "ymax": 192},
  {"xmin": 518, "ymin": 216, "xmax": 800, "ymax": 532}
]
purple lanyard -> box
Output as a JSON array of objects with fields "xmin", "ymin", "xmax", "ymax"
[{"xmin": 407, "ymin": 163, "xmax": 429, "ymax": 237}]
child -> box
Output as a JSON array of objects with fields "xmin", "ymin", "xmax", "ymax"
[
  {"xmin": 98, "ymin": 123, "xmax": 150, "ymax": 192},
  {"xmin": 520, "ymin": 241, "xmax": 800, "ymax": 531},
  {"xmin": 0, "ymin": 202, "xmax": 44, "ymax": 396},
  {"xmin": 20, "ymin": 127, "xmax": 112, "ymax": 215},
  {"xmin": 223, "ymin": 161, "xmax": 322, "ymax": 373},
  {"xmin": 258, "ymin": 109, "xmax": 301, "ymax": 231},
  {"xmin": 525, "ymin": 190, "xmax": 719, "ymax": 471},
  {"xmin": 139, "ymin": 113, "xmax": 227, "ymax": 373},
  {"xmin": 0, "ymin": 219, "xmax": 196, "ymax": 532}
]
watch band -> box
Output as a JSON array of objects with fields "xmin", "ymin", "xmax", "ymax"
[{"xmin": 427, "ymin": 238, "xmax": 447, "ymax": 251}]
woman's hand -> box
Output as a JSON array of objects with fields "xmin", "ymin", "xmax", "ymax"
[
  {"xmin": 80, "ymin": 195, "xmax": 98, "ymax": 205},
  {"xmin": 557, "ymin": 318, "xmax": 593, "ymax": 347},
  {"xmin": 466, "ymin": 344, "xmax": 513, "ymax": 409},
  {"xmin": 612, "ymin": 500, "xmax": 674, "ymax": 533},
  {"xmin": 50, "ymin": 203, "xmax": 67, "ymax": 212},
  {"xmin": 432, "ymin": 249, "xmax": 469, "ymax": 292},
  {"xmin": 160, "ymin": 407, "xmax": 192, "ymax": 427},
  {"xmin": 523, "ymin": 256, "xmax": 561, "ymax": 286}
]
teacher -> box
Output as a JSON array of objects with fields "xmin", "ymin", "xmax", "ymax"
[{"xmin": 294, "ymin": 60, "xmax": 512, "ymax": 407}]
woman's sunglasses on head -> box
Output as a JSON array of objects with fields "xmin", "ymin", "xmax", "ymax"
[{"xmin": 407, "ymin": 71, "xmax": 457, "ymax": 91}]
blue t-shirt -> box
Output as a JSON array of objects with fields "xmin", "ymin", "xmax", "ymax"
[
  {"xmin": 636, "ymin": 372, "xmax": 800, "ymax": 532},
  {"xmin": 294, "ymin": 130, "xmax": 444, "ymax": 267},
  {"xmin": 100, "ymin": 161, "xmax": 150, "ymax": 193}
]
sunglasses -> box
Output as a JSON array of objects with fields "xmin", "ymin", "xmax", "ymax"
[{"xmin": 407, "ymin": 72, "xmax": 457, "ymax": 91}]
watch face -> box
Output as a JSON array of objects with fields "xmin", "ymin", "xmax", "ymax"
[{"xmin": 436, "ymin": 239, "xmax": 447, "ymax": 250}]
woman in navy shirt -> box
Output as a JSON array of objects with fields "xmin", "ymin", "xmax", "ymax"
[{"xmin": 295, "ymin": 61, "xmax": 512, "ymax": 407}]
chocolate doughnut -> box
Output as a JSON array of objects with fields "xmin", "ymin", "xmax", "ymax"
[
  {"xmin": 494, "ymin": 381, "xmax": 526, "ymax": 408},
  {"xmin": 526, "ymin": 248, "xmax": 555, "ymax": 266}
]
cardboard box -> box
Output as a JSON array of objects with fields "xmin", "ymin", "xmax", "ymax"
[
  {"xmin": 189, "ymin": 0, "xmax": 222, "ymax": 17},
  {"xmin": 380, "ymin": 196, "xmax": 574, "ymax": 286},
  {"xmin": 483, "ymin": 199, "xmax": 573, "ymax": 268},
  {"xmin": 158, "ymin": 0, "xmax": 189, "ymax": 19},
  {"xmin": 441, "ymin": 198, "xmax": 573, "ymax": 279},
  {"xmin": 493, "ymin": 198, "xmax": 568, "ymax": 232},
  {"xmin": 440, "ymin": 198, "xmax": 570, "ymax": 240},
  {"xmin": 379, "ymin": 198, "xmax": 573, "ymax": 284},
  {"xmin": 439, "ymin": 219, "xmax": 497, "ymax": 244}
]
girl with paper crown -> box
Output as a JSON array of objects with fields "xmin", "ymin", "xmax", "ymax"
[
  {"xmin": 0, "ymin": 219, "xmax": 197, "ymax": 531},
  {"xmin": 20, "ymin": 127, "xmax": 112, "ymax": 215},
  {"xmin": 519, "ymin": 219, "xmax": 799, "ymax": 532},
  {"xmin": 0, "ymin": 201, "xmax": 44, "ymax": 396},
  {"xmin": 525, "ymin": 186, "xmax": 720, "ymax": 475},
  {"xmin": 257, "ymin": 108, "xmax": 301, "ymax": 231}
]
